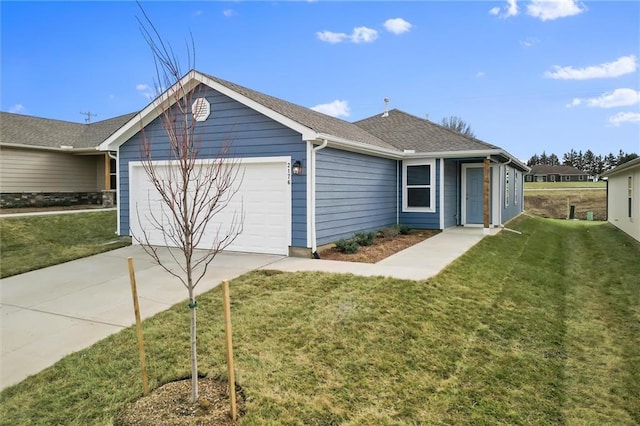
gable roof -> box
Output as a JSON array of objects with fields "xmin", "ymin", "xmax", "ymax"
[
  {"xmin": 354, "ymin": 109, "xmax": 499, "ymax": 153},
  {"xmin": 528, "ymin": 165, "xmax": 588, "ymax": 175},
  {"xmin": 0, "ymin": 111, "xmax": 136, "ymax": 151},
  {"xmin": 600, "ymin": 157, "xmax": 640, "ymax": 177}
]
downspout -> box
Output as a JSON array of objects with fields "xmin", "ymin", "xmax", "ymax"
[
  {"xmin": 396, "ymin": 160, "xmax": 400, "ymax": 225},
  {"xmin": 310, "ymin": 139, "xmax": 328, "ymax": 258}
]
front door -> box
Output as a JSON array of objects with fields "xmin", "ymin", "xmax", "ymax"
[{"xmin": 466, "ymin": 167, "xmax": 484, "ymax": 224}]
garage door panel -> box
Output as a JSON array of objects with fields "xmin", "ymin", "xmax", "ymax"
[{"xmin": 130, "ymin": 159, "xmax": 291, "ymax": 255}]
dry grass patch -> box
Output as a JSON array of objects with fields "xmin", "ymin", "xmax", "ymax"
[{"xmin": 525, "ymin": 189, "xmax": 606, "ymax": 220}]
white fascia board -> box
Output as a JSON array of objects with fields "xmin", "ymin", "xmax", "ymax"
[
  {"xmin": 98, "ymin": 71, "xmax": 317, "ymax": 151},
  {"xmin": 312, "ymin": 133, "xmax": 403, "ymax": 159},
  {"xmin": 601, "ymin": 158, "xmax": 640, "ymax": 177},
  {"xmin": 1, "ymin": 143, "xmax": 93, "ymax": 154},
  {"xmin": 404, "ymin": 149, "xmax": 530, "ymax": 172}
]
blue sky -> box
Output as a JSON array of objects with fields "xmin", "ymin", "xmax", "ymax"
[{"xmin": 1, "ymin": 1, "xmax": 639, "ymax": 161}]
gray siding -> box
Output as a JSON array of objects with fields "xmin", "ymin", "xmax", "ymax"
[
  {"xmin": 443, "ymin": 159, "xmax": 458, "ymax": 228},
  {"xmin": 316, "ymin": 148, "xmax": 397, "ymax": 244},
  {"xmin": 118, "ymin": 84, "xmax": 307, "ymax": 247},
  {"xmin": 502, "ymin": 164, "xmax": 523, "ymax": 223},
  {"xmin": 400, "ymin": 159, "xmax": 441, "ymax": 229},
  {"xmin": 0, "ymin": 146, "xmax": 99, "ymax": 192}
]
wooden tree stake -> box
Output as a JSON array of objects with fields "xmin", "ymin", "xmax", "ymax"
[
  {"xmin": 222, "ymin": 280, "xmax": 237, "ymax": 420},
  {"xmin": 128, "ymin": 257, "xmax": 149, "ymax": 396}
]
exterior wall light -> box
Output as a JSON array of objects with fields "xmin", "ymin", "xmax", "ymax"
[{"xmin": 292, "ymin": 160, "xmax": 303, "ymax": 175}]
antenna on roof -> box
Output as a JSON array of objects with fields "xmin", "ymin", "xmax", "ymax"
[
  {"xmin": 381, "ymin": 97, "xmax": 389, "ymax": 117},
  {"xmin": 80, "ymin": 111, "xmax": 97, "ymax": 123}
]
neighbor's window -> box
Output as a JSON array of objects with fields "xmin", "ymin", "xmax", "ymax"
[
  {"xmin": 505, "ymin": 169, "xmax": 510, "ymax": 207},
  {"xmin": 514, "ymin": 171, "xmax": 519, "ymax": 205},
  {"xmin": 403, "ymin": 160, "xmax": 435, "ymax": 212},
  {"xmin": 629, "ymin": 176, "xmax": 633, "ymax": 218}
]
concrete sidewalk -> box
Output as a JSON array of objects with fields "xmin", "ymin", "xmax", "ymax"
[
  {"xmin": 267, "ymin": 226, "xmax": 499, "ymax": 280},
  {"xmin": 1, "ymin": 226, "xmax": 498, "ymax": 390}
]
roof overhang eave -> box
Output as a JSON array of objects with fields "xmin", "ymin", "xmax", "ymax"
[
  {"xmin": 1, "ymin": 142, "xmax": 96, "ymax": 154},
  {"xmin": 403, "ymin": 149, "xmax": 530, "ymax": 172},
  {"xmin": 311, "ymin": 133, "xmax": 403, "ymax": 159}
]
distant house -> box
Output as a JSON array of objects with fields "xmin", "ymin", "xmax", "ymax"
[
  {"xmin": 525, "ymin": 165, "xmax": 590, "ymax": 183},
  {"xmin": 0, "ymin": 112, "xmax": 135, "ymax": 208},
  {"xmin": 601, "ymin": 158, "xmax": 640, "ymax": 242},
  {"xmin": 99, "ymin": 70, "xmax": 530, "ymax": 256}
]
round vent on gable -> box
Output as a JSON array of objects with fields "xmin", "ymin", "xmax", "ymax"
[{"xmin": 191, "ymin": 98, "xmax": 210, "ymax": 122}]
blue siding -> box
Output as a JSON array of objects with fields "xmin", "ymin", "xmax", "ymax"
[
  {"xmin": 118, "ymin": 84, "xmax": 307, "ymax": 247},
  {"xmin": 502, "ymin": 164, "xmax": 524, "ymax": 223},
  {"xmin": 315, "ymin": 148, "xmax": 397, "ymax": 245},
  {"xmin": 400, "ymin": 159, "xmax": 441, "ymax": 229},
  {"xmin": 443, "ymin": 159, "xmax": 458, "ymax": 227}
]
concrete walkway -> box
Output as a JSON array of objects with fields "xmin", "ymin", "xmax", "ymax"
[
  {"xmin": 0, "ymin": 226, "xmax": 498, "ymax": 390},
  {"xmin": 267, "ymin": 226, "xmax": 499, "ymax": 280}
]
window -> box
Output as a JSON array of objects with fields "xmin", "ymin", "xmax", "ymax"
[
  {"xmin": 514, "ymin": 171, "xmax": 519, "ymax": 205},
  {"xmin": 629, "ymin": 176, "xmax": 633, "ymax": 218},
  {"xmin": 579, "ymin": 175, "xmax": 584, "ymax": 181},
  {"xmin": 505, "ymin": 169, "xmax": 510, "ymax": 207},
  {"xmin": 403, "ymin": 160, "xmax": 435, "ymax": 212},
  {"xmin": 109, "ymin": 158, "xmax": 117, "ymax": 190}
]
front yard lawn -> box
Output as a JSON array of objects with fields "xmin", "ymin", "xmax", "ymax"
[
  {"xmin": 1, "ymin": 215, "xmax": 638, "ymax": 424},
  {"xmin": 0, "ymin": 211, "xmax": 130, "ymax": 278}
]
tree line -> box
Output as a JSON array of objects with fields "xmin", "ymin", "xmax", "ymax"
[{"xmin": 527, "ymin": 149, "xmax": 639, "ymax": 178}]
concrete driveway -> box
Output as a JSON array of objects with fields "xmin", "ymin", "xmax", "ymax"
[{"xmin": 0, "ymin": 245, "xmax": 283, "ymax": 390}]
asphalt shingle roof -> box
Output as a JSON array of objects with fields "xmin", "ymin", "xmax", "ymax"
[
  {"xmin": 354, "ymin": 109, "xmax": 499, "ymax": 153},
  {"xmin": 0, "ymin": 112, "xmax": 136, "ymax": 150},
  {"xmin": 203, "ymin": 73, "xmax": 398, "ymax": 151}
]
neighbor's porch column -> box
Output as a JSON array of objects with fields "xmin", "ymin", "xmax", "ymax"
[
  {"xmin": 104, "ymin": 153, "xmax": 111, "ymax": 190},
  {"xmin": 483, "ymin": 157, "xmax": 490, "ymax": 234}
]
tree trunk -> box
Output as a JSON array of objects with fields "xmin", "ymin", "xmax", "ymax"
[{"xmin": 189, "ymin": 288, "xmax": 198, "ymax": 402}]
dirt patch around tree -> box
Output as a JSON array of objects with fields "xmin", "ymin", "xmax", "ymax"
[
  {"xmin": 114, "ymin": 376, "xmax": 244, "ymax": 426},
  {"xmin": 319, "ymin": 230, "xmax": 441, "ymax": 263}
]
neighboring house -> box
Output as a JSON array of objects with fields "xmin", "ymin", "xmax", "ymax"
[
  {"xmin": 601, "ymin": 158, "xmax": 640, "ymax": 242},
  {"xmin": 99, "ymin": 70, "xmax": 529, "ymax": 256},
  {"xmin": 0, "ymin": 111, "xmax": 135, "ymax": 208},
  {"xmin": 525, "ymin": 165, "xmax": 590, "ymax": 182}
]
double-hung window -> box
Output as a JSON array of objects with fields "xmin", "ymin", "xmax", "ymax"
[{"xmin": 403, "ymin": 160, "xmax": 435, "ymax": 212}]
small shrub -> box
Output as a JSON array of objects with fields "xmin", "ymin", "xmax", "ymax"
[
  {"xmin": 354, "ymin": 232, "xmax": 376, "ymax": 246},
  {"xmin": 381, "ymin": 227, "xmax": 400, "ymax": 238},
  {"xmin": 334, "ymin": 239, "xmax": 360, "ymax": 254},
  {"xmin": 396, "ymin": 224, "xmax": 411, "ymax": 235}
]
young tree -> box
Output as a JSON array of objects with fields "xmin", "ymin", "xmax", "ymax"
[
  {"xmin": 135, "ymin": 8, "xmax": 243, "ymax": 402},
  {"xmin": 439, "ymin": 116, "xmax": 476, "ymax": 138}
]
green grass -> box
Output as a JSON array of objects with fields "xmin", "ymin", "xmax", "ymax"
[
  {"xmin": 0, "ymin": 211, "xmax": 130, "ymax": 278},
  {"xmin": 525, "ymin": 181, "xmax": 605, "ymax": 189},
  {"xmin": 1, "ymin": 215, "xmax": 638, "ymax": 424}
]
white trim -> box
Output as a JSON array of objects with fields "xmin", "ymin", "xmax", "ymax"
[
  {"xmin": 115, "ymin": 147, "xmax": 121, "ymax": 235},
  {"xmin": 128, "ymin": 155, "xmax": 292, "ymax": 254},
  {"xmin": 306, "ymin": 140, "xmax": 312, "ymax": 248},
  {"xmin": 439, "ymin": 158, "xmax": 445, "ymax": 230},
  {"xmin": 402, "ymin": 158, "xmax": 436, "ymax": 213},
  {"xmin": 310, "ymin": 139, "xmax": 328, "ymax": 253}
]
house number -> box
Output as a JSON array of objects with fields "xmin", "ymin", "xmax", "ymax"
[{"xmin": 287, "ymin": 162, "xmax": 291, "ymax": 185}]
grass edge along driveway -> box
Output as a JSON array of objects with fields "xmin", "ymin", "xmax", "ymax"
[
  {"xmin": 1, "ymin": 215, "xmax": 638, "ymax": 424},
  {"xmin": 0, "ymin": 211, "xmax": 130, "ymax": 278}
]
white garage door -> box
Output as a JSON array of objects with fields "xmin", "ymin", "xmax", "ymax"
[{"xmin": 129, "ymin": 157, "xmax": 291, "ymax": 255}]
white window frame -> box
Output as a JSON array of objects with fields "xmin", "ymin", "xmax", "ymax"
[
  {"xmin": 403, "ymin": 159, "xmax": 436, "ymax": 213},
  {"xmin": 514, "ymin": 171, "xmax": 519, "ymax": 205}
]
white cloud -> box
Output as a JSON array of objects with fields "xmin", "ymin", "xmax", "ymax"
[
  {"xmin": 527, "ymin": 0, "xmax": 586, "ymax": 21},
  {"xmin": 608, "ymin": 111, "xmax": 640, "ymax": 126},
  {"xmin": 136, "ymin": 83, "xmax": 155, "ymax": 99},
  {"xmin": 9, "ymin": 103, "xmax": 25, "ymax": 113},
  {"xmin": 316, "ymin": 30, "xmax": 349, "ymax": 44},
  {"xmin": 384, "ymin": 18, "xmax": 412, "ymax": 35},
  {"xmin": 192, "ymin": 10, "xmax": 203, "ymax": 18},
  {"xmin": 310, "ymin": 100, "xmax": 350, "ymax": 118},
  {"xmin": 476, "ymin": 71, "xmax": 486, "ymax": 77},
  {"xmin": 520, "ymin": 37, "xmax": 539, "ymax": 48},
  {"xmin": 317, "ymin": 27, "xmax": 378, "ymax": 44},
  {"xmin": 568, "ymin": 89, "xmax": 640, "ymax": 108},
  {"xmin": 489, "ymin": 0, "xmax": 519, "ymax": 18},
  {"xmin": 545, "ymin": 55, "xmax": 637, "ymax": 80},
  {"xmin": 351, "ymin": 27, "xmax": 378, "ymax": 43},
  {"xmin": 223, "ymin": 9, "xmax": 235, "ymax": 17}
]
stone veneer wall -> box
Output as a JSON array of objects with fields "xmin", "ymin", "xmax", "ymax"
[{"xmin": 0, "ymin": 192, "xmax": 104, "ymax": 208}]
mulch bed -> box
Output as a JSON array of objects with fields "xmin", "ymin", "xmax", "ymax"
[
  {"xmin": 114, "ymin": 376, "xmax": 244, "ymax": 425},
  {"xmin": 319, "ymin": 230, "xmax": 441, "ymax": 263}
]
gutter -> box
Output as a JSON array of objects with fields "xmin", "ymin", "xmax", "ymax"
[{"xmin": 310, "ymin": 139, "xmax": 328, "ymax": 257}]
